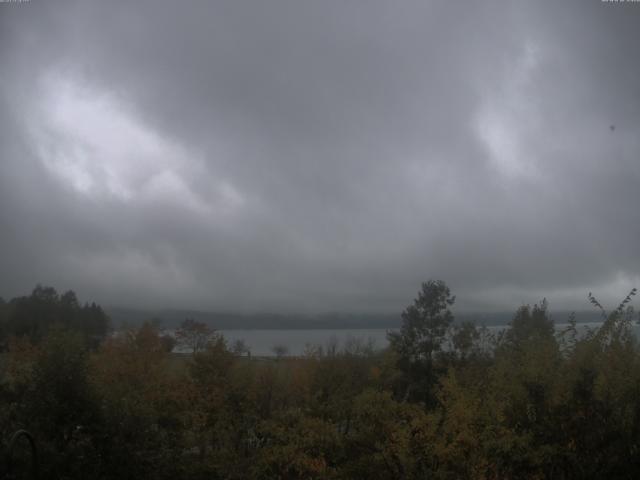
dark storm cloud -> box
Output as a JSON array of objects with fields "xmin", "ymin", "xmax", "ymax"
[{"xmin": 1, "ymin": 0, "xmax": 639, "ymax": 313}]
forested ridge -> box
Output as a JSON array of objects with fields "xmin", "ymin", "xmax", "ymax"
[{"xmin": 1, "ymin": 281, "xmax": 640, "ymax": 479}]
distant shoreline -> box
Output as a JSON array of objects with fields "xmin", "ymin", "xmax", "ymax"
[{"xmin": 106, "ymin": 306, "xmax": 608, "ymax": 330}]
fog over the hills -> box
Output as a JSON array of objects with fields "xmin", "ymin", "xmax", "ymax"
[{"xmin": 1, "ymin": 1, "xmax": 639, "ymax": 314}]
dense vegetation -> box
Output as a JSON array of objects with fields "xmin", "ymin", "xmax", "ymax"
[{"xmin": 1, "ymin": 281, "xmax": 640, "ymax": 479}]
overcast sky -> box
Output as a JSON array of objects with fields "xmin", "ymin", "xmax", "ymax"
[{"xmin": 1, "ymin": 1, "xmax": 639, "ymax": 314}]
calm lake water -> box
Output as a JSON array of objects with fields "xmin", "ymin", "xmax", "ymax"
[
  {"xmin": 216, "ymin": 329, "xmax": 390, "ymax": 356},
  {"xmin": 199, "ymin": 321, "xmax": 636, "ymax": 357}
]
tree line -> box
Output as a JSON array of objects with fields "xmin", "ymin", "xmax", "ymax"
[
  {"xmin": 0, "ymin": 285, "xmax": 109, "ymax": 348},
  {"xmin": 1, "ymin": 281, "xmax": 640, "ymax": 479}
]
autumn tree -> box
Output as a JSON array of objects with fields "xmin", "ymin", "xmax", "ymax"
[
  {"xmin": 175, "ymin": 318, "xmax": 215, "ymax": 354},
  {"xmin": 89, "ymin": 322, "xmax": 185, "ymax": 479},
  {"xmin": 387, "ymin": 280, "xmax": 455, "ymax": 404},
  {"xmin": 185, "ymin": 335, "xmax": 248, "ymax": 476}
]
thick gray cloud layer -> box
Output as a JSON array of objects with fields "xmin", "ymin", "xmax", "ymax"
[{"xmin": 1, "ymin": 0, "xmax": 639, "ymax": 313}]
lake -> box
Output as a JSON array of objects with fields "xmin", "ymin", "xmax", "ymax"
[
  {"xmin": 202, "ymin": 321, "xmax": 632, "ymax": 356},
  {"xmin": 215, "ymin": 329, "xmax": 390, "ymax": 356}
]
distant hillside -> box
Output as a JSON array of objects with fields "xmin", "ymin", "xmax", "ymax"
[
  {"xmin": 455, "ymin": 310, "xmax": 606, "ymax": 326},
  {"xmin": 105, "ymin": 307, "xmax": 606, "ymax": 330},
  {"xmin": 105, "ymin": 308, "xmax": 401, "ymax": 330}
]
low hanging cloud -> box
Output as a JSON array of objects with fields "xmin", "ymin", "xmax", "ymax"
[{"xmin": 1, "ymin": 0, "xmax": 639, "ymax": 314}]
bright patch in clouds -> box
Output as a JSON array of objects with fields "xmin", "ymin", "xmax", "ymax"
[
  {"xmin": 30, "ymin": 73, "xmax": 244, "ymax": 215},
  {"xmin": 474, "ymin": 42, "xmax": 541, "ymax": 178}
]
